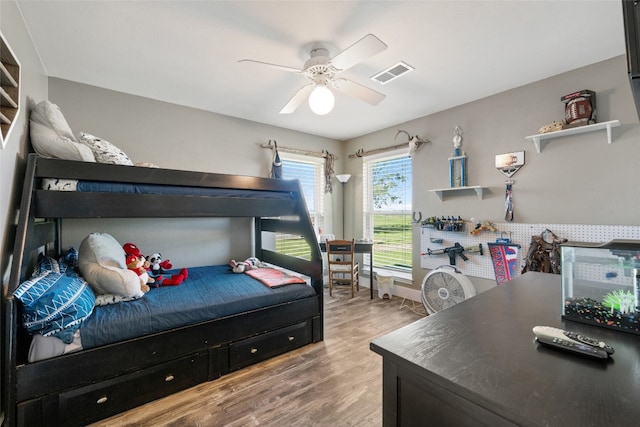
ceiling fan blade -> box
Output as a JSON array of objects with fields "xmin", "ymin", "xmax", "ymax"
[
  {"xmin": 330, "ymin": 34, "xmax": 388, "ymax": 71},
  {"xmin": 333, "ymin": 78, "xmax": 385, "ymax": 106},
  {"xmin": 238, "ymin": 59, "xmax": 301, "ymax": 73},
  {"xmin": 280, "ymin": 84, "xmax": 315, "ymax": 114}
]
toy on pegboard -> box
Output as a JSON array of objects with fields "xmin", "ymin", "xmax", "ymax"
[
  {"xmin": 422, "ymin": 242, "xmax": 484, "ymax": 266},
  {"xmin": 469, "ymin": 219, "xmax": 497, "ymax": 235},
  {"xmin": 421, "ymin": 216, "xmax": 465, "ymax": 232}
]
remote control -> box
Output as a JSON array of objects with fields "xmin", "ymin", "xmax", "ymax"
[{"xmin": 532, "ymin": 326, "xmax": 613, "ymax": 359}]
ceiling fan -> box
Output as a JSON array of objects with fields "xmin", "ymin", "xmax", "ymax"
[{"xmin": 239, "ymin": 34, "xmax": 388, "ymax": 115}]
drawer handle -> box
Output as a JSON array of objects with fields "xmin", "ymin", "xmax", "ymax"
[
  {"xmin": 165, "ymin": 374, "xmax": 175, "ymax": 382},
  {"xmin": 250, "ymin": 348, "xmax": 258, "ymax": 354},
  {"xmin": 288, "ymin": 336, "xmax": 295, "ymax": 341},
  {"xmin": 96, "ymin": 396, "xmax": 108, "ymax": 404}
]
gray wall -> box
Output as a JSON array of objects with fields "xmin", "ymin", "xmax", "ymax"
[
  {"xmin": 344, "ymin": 55, "xmax": 640, "ymax": 293},
  {"xmin": 0, "ymin": 0, "xmax": 48, "ymax": 286},
  {"xmin": 30, "ymin": 56, "xmax": 640, "ymax": 293},
  {"xmin": 48, "ymin": 79, "xmax": 344, "ymax": 268}
]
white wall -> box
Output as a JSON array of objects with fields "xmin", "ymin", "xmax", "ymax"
[
  {"xmin": 0, "ymin": 0, "xmax": 48, "ymax": 286},
  {"xmin": 344, "ymin": 55, "xmax": 640, "ymax": 293}
]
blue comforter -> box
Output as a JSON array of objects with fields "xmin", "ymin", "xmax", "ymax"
[
  {"xmin": 80, "ymin": 265, "xmax": 315, "ymax": 349},
  {"xmin": 76, "ymin": 180, "xmax": 294, "ymax": 200}
]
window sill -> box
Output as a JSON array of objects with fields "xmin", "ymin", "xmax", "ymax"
[{"xmin": 364, "ymin": 266, "xmax": 412, "ymax": 285}]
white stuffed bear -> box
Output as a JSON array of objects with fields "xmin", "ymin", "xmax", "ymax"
[{"xmin": 229, "ymin": 257, "xmax": 265, "ymax": 273}]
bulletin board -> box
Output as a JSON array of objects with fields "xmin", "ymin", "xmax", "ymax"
[{"xmin": 420, "ymin": 222, "xmax": 640, "ymax": 282}]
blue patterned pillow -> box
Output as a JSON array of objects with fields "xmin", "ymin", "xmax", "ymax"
[
  {"xmin": 63, "ymin": 247, "xmax": 79, "ymax": 270},
  {"xmin": 32, "ymin": 253, "xmax": 65, "ymax": 277},
  {"xmin": 14, "ymin": 271, "xmax": 95, "ymax": 343}
]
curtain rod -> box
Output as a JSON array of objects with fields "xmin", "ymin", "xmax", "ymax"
[
  {"xmin": 260, "ymin": 141, "xmax": 337, "ymax": 159},
  {"xmin": 348, "ymin": 130, "xmax": 430, "ymax": 158},
  {"xmin": 348, "ymin": 142, "xmax": 410, "ymax": 159}
]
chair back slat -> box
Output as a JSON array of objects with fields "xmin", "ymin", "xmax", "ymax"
[{"xmin": 326, "ymin": 239, "xmax": 359, "ymax": 298}]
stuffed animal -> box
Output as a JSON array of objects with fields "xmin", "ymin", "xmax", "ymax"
[
  {"xmin": 229, "ymin": 257, "xmax": 265, "ymax": 273},
  {"xmin": 161, "ymin": 268, "xmax": 188, "ymax": 286},
  {"xmin": 124, "ymin": 242, "xmax": 186, "ymax": 286},
  {"xmin": 146, "ymin": 252, "xmax": 173, "ymax": 278},
  {"xmin": 126, "ymin": 254, "xmax": 152, "ymax": 292},
  {"xmin": 123, "ymin": 242, "xmax": 142, "ymax": 258},
  {"xmin": 145, "ymin": 252, "xmax": 187, "ymax": 286}
]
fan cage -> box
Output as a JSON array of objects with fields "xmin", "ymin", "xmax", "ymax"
[{"xmin": 421, "ymin": 265, "xmax": 476, "ymax": 314}]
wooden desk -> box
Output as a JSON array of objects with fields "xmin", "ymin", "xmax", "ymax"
[
  {"xmin": 320, "ymin": 241, "xmax": 374, "ymax": 299},
  {"xmin": 370, "ymin": 272, "xmax": 640, "ymax": 426}
]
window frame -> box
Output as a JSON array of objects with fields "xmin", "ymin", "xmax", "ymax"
[
  {"xmin": 362, "ymin": 149, "xmax": 413, "ymax": 273},
  {"xmin": 274, "ymin": 154, "xmax": 325, "ymax": 260}
]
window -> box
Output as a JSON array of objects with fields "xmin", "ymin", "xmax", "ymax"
[
  {"xmin": 275, "ymin": 156, "xmax": 324, "ymax": 260},
  {"xmin": 363, "ymin": 152, "xmax": 412, "ymax": 271}
]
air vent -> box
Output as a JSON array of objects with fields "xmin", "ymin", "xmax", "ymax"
[{"xmin": 371, "ymin": 61, "xmax": 414, "ymax": 85}]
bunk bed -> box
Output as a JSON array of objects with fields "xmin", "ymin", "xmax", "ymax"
[{"xmin": 2, "ymin": 153, "xmax": 324, "ymax": 426}]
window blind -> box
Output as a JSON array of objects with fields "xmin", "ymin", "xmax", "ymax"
[
  {"xmin": 363, "ymin": 152, "xmax": 412, "ymax": 270},
  {"xmin": 275, "ymin": 158, "xmax": 324, "ymax": 260}
]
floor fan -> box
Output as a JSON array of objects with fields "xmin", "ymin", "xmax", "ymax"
[{"xmin": 421, "ymin": 265, "xmax": 476, "ymax": 314}]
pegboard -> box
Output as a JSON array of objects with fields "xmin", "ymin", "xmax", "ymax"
[{"xmin": 420, "ymin": 222, "xmax": 640, "ymax": 282}]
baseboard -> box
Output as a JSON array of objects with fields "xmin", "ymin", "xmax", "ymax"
[{"xmin": 359, "ymin": 279, "xmax": 421, "ymax": 302}]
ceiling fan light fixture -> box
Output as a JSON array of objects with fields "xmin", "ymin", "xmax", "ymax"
[{"xmin": 308, "ymin": 85, "xmax": 335, "ymax": 115}]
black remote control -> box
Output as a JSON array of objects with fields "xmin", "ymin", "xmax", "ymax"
[{"xmin": 532, "ymin": 326, "xmax": 613, "ymax": 359}]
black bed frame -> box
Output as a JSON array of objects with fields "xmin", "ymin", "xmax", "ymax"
[{"xmin": 2, "ymin": 154, "xmax": 324, "ymax": 426}]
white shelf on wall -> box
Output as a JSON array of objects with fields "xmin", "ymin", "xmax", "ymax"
[
  {"xmin": 429, "ymin": 185, "xmax": 487, "ymax": 200},
  {"xmin": 525, "ymin": 120, "xmax": 621, "ymax": 153}
]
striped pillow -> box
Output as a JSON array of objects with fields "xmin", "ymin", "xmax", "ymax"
[{"xmin": 14, "ymin": 271, "xmax": 95, "ymax": 344}]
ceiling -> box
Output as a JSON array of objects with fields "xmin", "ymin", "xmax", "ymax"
[{"xmin": 17, "ymin": 1, "xmax": 626, "ymax": 141}]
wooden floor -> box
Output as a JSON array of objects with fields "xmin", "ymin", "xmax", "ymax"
[{"xmin": 89, "ymin": 287, "xmax": 425, "ymax": 426}]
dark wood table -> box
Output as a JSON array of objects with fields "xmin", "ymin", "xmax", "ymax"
[
  {"xmin": 320, "ymin": 241, "xmax": 374, "ymax": 299},
  {"xmin": 370, "ymin": 272, "xmax": 640, "ymax": 426}
]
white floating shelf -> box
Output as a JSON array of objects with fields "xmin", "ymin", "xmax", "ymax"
[
  {"xmin": 525, "ymin": 120, "xmax": 621, "ymax": 153},
  {"xmin": 429, "ymin": 186, "xmax": 487, "ymax": 200}
]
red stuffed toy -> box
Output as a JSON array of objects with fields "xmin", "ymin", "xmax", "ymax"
[
  {"xmin": 125, "ymin": 254, "xmax": 152, "ymax": 291},
  {"xmin": 123, "ymin": 242, "xmax": 188, "ymax": 287}
]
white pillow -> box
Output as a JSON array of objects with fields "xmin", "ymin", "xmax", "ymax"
[
  {"xmin": 29, "ymin": 100, "xmax": 95, "ymax": 162},
  {"xmin": 31, "ymin": 100, "xmax": 76, "ymax": 140},
  {"xmin": 78, "ymin": 132, "xmax": 133, "ymax": 165},
  {"xmin": 78, "ymin": 233, "xmax": 144, "ymax": 298}
]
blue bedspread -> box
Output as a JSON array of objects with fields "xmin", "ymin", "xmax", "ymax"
[
  {"xmin": 76, "ymin": 180, "xmax": 294, "ymax": 200},
  {"xmin": 80, "ymin": 265, "xmax": 315, "ymax": 349}
]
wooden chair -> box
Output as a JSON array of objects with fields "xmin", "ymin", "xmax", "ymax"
[{"xmin": 327, "ymin": 239, "xmax": 360, "ymax": 298}]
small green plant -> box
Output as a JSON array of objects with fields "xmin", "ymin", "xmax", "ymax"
[{"xmin": 602, "ymin": 289, "xmax": 635, "ymax": 314}]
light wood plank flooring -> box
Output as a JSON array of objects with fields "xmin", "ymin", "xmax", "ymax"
[{"xmin": 89, "ymin": 287, "xmax": 425, "ymax": 426}]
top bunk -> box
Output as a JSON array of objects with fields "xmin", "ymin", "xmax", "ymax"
[
  {"xmin": 10, "ymin": 154, "xmax": 323, "ymax": 294},
  {"xmin": 29, "ymin": 154, "xmax": 308, "ymax": 219}
]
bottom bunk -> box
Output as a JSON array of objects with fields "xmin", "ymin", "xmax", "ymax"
[
  {"xmin": 8, "ymin": 249, "xmax": 322, "ymax": 427},
  {"xmin": 15, "ymin": 300, "xmax": 321, "ymax": 426}
]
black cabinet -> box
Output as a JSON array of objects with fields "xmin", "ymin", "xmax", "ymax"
[{"xmin": 371, "ymin": 272, "xmax": 640, "ymax": 426}]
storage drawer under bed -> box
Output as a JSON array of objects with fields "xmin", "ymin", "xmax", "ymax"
[
  {"xmin": 17, "ymin": 352, "xmax": 208, "ymax": 427},
  {"xmin": 229, "ymin": 320, "xmax": 312, "ymax": 370},
  {"xmin": 16, "ymin": 321, "xmax": 314, "ymax": 426}
]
